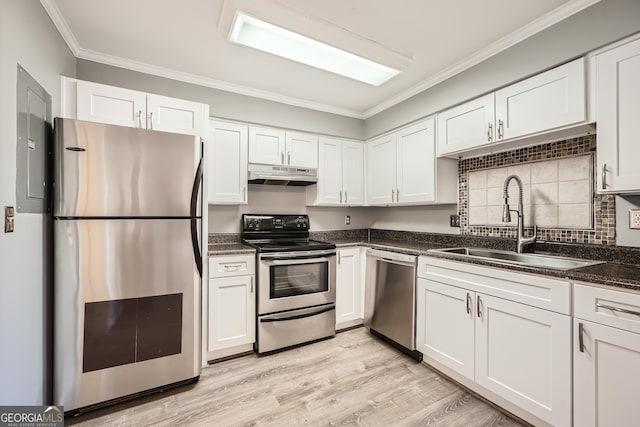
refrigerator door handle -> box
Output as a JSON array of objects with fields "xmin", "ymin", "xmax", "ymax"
[{"xmin": 190, "ymin": 158, "xmax": 203, "ymax": 277}]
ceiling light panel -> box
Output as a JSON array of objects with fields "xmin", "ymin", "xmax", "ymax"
[{"xmin": 229, "ymin": 13, "xmax": 400, "ymax": 86}]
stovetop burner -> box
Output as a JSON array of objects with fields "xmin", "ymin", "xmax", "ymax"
[{"xmin": 241, "ymin": 214, "xmax": 335, "ymax": 253}]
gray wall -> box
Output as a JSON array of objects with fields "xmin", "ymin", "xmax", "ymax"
[
  {"xmin": 365, "ymin": 0, "xmax": 640, "ymax": 138},
  {"xmin": 615, "ymin": 196, "xmax": 640, "ymax": 247},
  {"xmin": 0, "ymin": 0, "xmax": 76, "ymax": 404},
  {"xmin": 76, "ymin": 60, "xmax": 364, "ymax": 140}
]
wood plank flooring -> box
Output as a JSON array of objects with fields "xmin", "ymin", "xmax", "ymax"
[{"xmin": 66, "ymin": 327, "xmax": 523, "ymax": 426}]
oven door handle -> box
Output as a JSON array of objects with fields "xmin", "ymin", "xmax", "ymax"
[
  {"xmin": 260, "ymin": 305, "xmax": 335, "ymax": 323},
  {"xmin": 260, "ymin": 255, "xmax": 335, "ymax": 265}
]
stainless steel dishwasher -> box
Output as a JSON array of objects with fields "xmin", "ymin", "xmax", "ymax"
[{"xmin": 364, "ymin": 249, "xmax": 422, "ymax": 361}]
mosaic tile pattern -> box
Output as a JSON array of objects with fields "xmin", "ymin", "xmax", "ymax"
[{"xmin": 458, "ymin": 136, "xmax": 616, "ymax": 245}]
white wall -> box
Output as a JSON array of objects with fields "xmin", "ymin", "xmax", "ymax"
[
  {"xmin": 0, "ymin": 1, "xmax": 75, "ymax": 405},
  {"xmin": 208, "ymin": 185, "xmax": 370, "ymax": 233}
]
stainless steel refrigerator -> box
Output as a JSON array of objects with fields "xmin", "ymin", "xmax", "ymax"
[{"xmin": 52, "ymin": 118, "xmax": 202, "ymax": 413}]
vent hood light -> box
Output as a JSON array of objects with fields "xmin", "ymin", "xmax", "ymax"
[{"xmin": 229, "ymin": 12, "xmax": 400, "ymax": 86}]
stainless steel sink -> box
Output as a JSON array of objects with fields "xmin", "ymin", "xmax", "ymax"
[{"xmin": 428, "ymin": 247, "xmax": 604, "ymax": 271}]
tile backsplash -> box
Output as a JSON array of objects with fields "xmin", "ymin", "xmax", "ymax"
[
  {"xmin": 459, "ymin": 136, "xmax": 616, "ymax": 245},
  {"xmin": 468, "ymin": 154, "xmax": 593, "ymax": 228}
]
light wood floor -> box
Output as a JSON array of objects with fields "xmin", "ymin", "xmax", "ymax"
[{"xmin": 67, "ymin": 327, "xmax": 523, "ymax": 426}]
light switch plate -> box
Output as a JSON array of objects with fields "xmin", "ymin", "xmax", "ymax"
[
  {"xmin": 5, "ymin": 206, "xmax": 14, "ymax": 233},
  {"xmin": 630, "ymin": 209, "xmax": 640, "ymax": 229},
  {"xmin": 344, "ymin": 215, "xmax": 351, "ymax": 225}
]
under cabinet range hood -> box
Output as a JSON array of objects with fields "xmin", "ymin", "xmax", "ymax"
[{"xmin": 248, "ymin": 163, "xmax": 317, "ymax": 186}]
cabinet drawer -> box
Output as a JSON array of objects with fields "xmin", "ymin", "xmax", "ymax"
[
  {"xmin": 574, "ymin": 283, "xmax": 640, "ymax": 333},
  {"xmin": 418, "ymin": 256, "xmax": 571, "ymax": 314},
  {"xmin": 209, "ymin": 255, "xmax": 255, "ymax": 278}
]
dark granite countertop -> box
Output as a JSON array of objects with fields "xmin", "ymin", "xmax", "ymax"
[
  {"xmin": 207, "ymin": 243, "xmax": 255, "ymax": 256},
  {"xmin": 207, "ymin": 229, "xmax": 640, "ymax": 291}
]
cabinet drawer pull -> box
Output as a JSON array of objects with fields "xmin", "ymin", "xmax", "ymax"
[
  {"xmin": 223, "ymin": 264, "xmax": 244, "ymax": 271},
  {"xmin": 477, "ymin": 295, "xmax": 482, "ymax": 318},
  {"xmin": 487, "ymin": 123, "xmax": 493, "ymax": 142},
  {"xmin": 601, "ymin": 163, "xmax": 607, "ymax": 190},
  {"xmin": 596, "ymin": 303, "xmax": 640, "ymax": 317},
  {"xmin": 578, "ymin": 322, "xmax": 585, "ymax": 353},
  {"xmin": 466, "ymin": 293, "xmax": 471, "ymax": 314}
]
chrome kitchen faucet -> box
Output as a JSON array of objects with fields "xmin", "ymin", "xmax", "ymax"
[{"xmin": 502, "ymin": 174, "xmax": 537, "ymax": 253}]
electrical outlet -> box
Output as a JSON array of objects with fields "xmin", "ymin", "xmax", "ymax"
[
  {"xmin": 450, "ymin": 214, "xmax": 460, "ymax": 227},
  {"xmin": 344, "ymin": 215, "xmax": 351, "ymax": 225},
  {"xmin": 630, "ymin": 209, "xmax": 640, "ymax": 229}
]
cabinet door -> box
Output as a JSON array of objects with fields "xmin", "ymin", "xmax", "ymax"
[
  {"xmin": 147, "ymin": 94, "xmax": 208, "ymax": 136},
  {"xmin": 437, "ymin": 94, "xmax": 495, "ymax": 155},
  {"xmin": 207, "ymin": 275, "xmax": 255, "ymax": 351},
  {"xmin": 396, "ymin": 119, "xmax": 435, "ymax": 203},
  {"xmin": 317, "ymin": 137, "xmax": 343, "ymax": 204},
  {"xmin": 475, "ymin": 294, "xmax": 571, "ymax": 426},
  {"xmin": 286, "ymin": 131, "xmax": 318, "ymax": 168},
  {"xmin": 574, "ymin": 319, "xmax": 640, "ymax": 427},
  {"xmin": 336, "ymin": 248, "xmax": 362, "ymax": 326},
  {"xmin": 595, "ymin": 38, "xmax": 640, "ymax": 193},
  {"xmin": 77, "ymin": 80, "xmax": 146, "ymax": 128},
  {"xmin": 495, "ymin": 58, "xmax": 585, "ymax": 141},
  {"xmin": 416, "ymin": 279, "xmax": 475, "ymax": 380},
  {"xmin": 207, "ymin": 121, "xmax": 248, "ymax": 204},
  {"xmin": 248, "ymin": 126, "xmax": 286, "ymax": 164},
  {"xmin": 366, "ymin": 134, "xmax": 396, "ymax": 205},
  {"xmin": 342, "ymin": 141, "xmax": 364, "ymax": 205}
]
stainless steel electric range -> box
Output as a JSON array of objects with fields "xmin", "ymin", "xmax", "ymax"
[{"xmin": 241, "ymin": 214, "xmax": 337, "ymax": 354}]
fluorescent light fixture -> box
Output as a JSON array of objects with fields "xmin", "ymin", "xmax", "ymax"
[{"xmin": 229, "ymin": 13, "xmax": 400, "ymax": 86}]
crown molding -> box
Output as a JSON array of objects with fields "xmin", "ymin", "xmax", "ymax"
[
  {"xmin": 40, "ymin": 0, "xmax": 81, "ymax": 55},
  {"xmin": 362, "ymin": 0, "xmax": 601, "ymax": 118},
  {"xmin": 76, "ymin": 48, "xmax": 367, "ymax": 119},
  {"xmin": 41, "ymin": 0, "xmax": 600, "ymax": 121}
]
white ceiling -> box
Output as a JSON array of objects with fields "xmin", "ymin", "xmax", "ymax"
[{"xmin": 41, "ymin": 0, "xmax": 598, "ymax": 119}]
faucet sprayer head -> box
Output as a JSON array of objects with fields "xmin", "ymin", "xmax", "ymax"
[{"xmin": 502, "ymin": 198, "xmax": 511, "ymax": 222}]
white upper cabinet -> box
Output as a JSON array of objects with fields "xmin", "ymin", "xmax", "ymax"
[
  {"xmin": 309, "ymin": 137, "xmax": 364, "ymax": 206},
  {"xmin": 286, "ymin": 131, "xmax": 318, "ymax": 168},
  {"xmin": 146, "ymin": 94, "xmax": 207, "ymax": 136},
  {"xmin": 249, "ymin": 126, "xmax": 317, "ymax": 168},
  {"xmin": 76, "ymin": 80, "xmax": 146, "ymax": 128},
  {"xmin": 437, "ymin": 94, "xmax": 495, "ymax": 155},
  {"xmin": 248, "ymin": 126, "xmax": 286, "ymax": 165},
  {"xmin": 207, "ymin": 120, "xmax": 248, "ymax": 205},
  {"xmin": 366, "ymin": 133, "xmax": 397, "ymax": 205},
  {"xmin": 495, "ymin": 58, "xmax": 585, "ymax": 140},
  {"xmin": 342, "ymin": 141, "xmax": 365, "ymax": 205},
  {"xmin": 367, "ymin": 117, "xmax": 457, "ymax": 206},
  {"xmin": 595, "ymin": 36, "xmax": 640, "ymax": 194},
  {"xmin": 438, "ymin": 58, "xmax": 586, "ymax": 157},
  {"xmin": 71, "ymin": 78, "xmax": 208, "ymax": 136}
]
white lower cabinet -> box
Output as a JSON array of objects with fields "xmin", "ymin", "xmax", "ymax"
[
  {"xmin": 335, "ymin": 247, "xmax": 363, "ymax": 329},
  {"xmin": 206, "ymin": 255, "xmax": 255, "ymax": 360},
  {"xmin": 416, "ymin": 257, "xmax": 571, "ymax": 426},
  {"xmin": 573, "ymin": 283, "xmax": 640, "ymax": 427}
]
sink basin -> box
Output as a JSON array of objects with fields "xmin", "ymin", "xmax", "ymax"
[{"xmin": 428, "ymin": 247, "xmax": 604, "ymax": 271}]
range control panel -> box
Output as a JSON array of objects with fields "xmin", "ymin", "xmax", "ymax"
[{"xmin": 242, "ymin": 214, "xmax": 309, "ymax": 231}]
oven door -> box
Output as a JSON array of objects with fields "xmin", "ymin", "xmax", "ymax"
[{"xmin": 258, "ymin": 250, "xmax": 336, "ymax": 315}]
